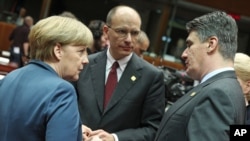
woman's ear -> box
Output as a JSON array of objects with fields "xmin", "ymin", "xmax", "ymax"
[
  {"xmin": 246, "ymin": 80, "xmax": 250, "ymax": 94},
  {"xmin": 54, "ymin": 43, "xmax": 62, "ymax": 61}
]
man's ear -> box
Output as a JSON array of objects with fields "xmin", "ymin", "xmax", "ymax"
[
  {"xmin": 207, "ymin": 36, "xmax": 218, "ymax": 53},
  {"xmin": 54, "ymin": 43, "xmax": 62, "ymax": 61},
  {"xmin": 103, "ymin": 25, "xmax": 109, "ymax": 36}
]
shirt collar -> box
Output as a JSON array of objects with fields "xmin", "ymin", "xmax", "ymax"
[
  {"xmin": 106, "ymin": 47, "xmax": 132, "ymax": 71},
  {"xmin": 200, "ymin": 67, "xmax": 234, "ymax": 83}
]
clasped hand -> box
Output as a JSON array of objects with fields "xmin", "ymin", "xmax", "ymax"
[{"xmin": 82, "ymin": 125, "xmax": 115, "ymax": 141}]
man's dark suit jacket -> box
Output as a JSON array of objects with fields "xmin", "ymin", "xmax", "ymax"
[
  {"xmin": 76, "ymin": 50, "xmax": 166, "ymax": 141},
  {"xmin": 154, "ymin": 70, "xmax": 246, "ymax": 141}
]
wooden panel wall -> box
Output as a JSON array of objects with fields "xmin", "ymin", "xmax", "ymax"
[{"xmin": 0, "ymin": 22, "xmax": 16, "ymax": 51}]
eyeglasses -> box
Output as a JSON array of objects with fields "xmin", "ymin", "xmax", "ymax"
[{"xmin": 107, "ymin": 26, "xmax": 141, "ymax": 39}]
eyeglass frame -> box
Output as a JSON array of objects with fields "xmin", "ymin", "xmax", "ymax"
[{"xmin": 107, "ymin": 25, "xmax": 141, "ymax": 39}]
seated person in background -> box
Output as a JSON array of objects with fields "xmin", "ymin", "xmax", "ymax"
[
  {"xmin": 87, "ymin": 20, "xmax": 109, "ymax": 54},
  {"xmin": 0, "ymin": 16, "xmax": 93, "ymax": 141},
  {"xmin": 133, "ymin": 30, "xmax": 149, "ymax": 58},
  {"xmin": 234, "ymin": 52, "xmax": 250, "ymax": 124}
]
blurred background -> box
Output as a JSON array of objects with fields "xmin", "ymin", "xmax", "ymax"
[{"xmin": 1, "ymin": 0, "xmax": 250, "ymax": 61}]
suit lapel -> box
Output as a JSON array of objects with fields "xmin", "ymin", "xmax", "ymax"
[
  {"xmin": 104, "ymin": 54, "xmax": 142, "ymax": 113},
  {"xmin": 155, "ymin": 84, "xmax": 203, "ymax": 140},
  {"xmin": 160, "ymin": 70, "xmax": 236, "ymax": 125},
  {"xmin": 90, "ymin": 52, "xmax": 107, "ymax": 113},
  {"xmin": 163, "ymin": 84, "xmax": 202, "ymax": 123}
]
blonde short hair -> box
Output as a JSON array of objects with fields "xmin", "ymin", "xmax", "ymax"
[
  {"xmin": 234, "ymin": 53, "xmax": 250, "ymax": 82},
  {"xmin": 234, "ymin": 53, "xmax": 250, "ymax": 101},
  {"xmin": 29, "ymin": 16, "xmax": 93, "ymax": 61}
]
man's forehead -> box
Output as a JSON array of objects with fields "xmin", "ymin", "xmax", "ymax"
[{"xmin": 186, "ymin": 31, "xmax": 199, "ymax": 41}]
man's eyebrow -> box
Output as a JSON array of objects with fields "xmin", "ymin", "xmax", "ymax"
[{"xmin": 185, "ymin": 39, "xmax": 193, "ymax": 47}]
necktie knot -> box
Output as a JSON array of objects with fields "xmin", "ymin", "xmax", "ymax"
[
  {"xmin": 110, "ymin": 61, "xmax": 119, "ymax": 73},
  {"xmin": 111, "ymin": 61, "xmax": 119, "ymax": 70}
]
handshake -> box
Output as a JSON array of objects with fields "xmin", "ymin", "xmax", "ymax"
[{"xmin": 82, "ymin": 125, "xmax": 115, "ymax": 141}]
